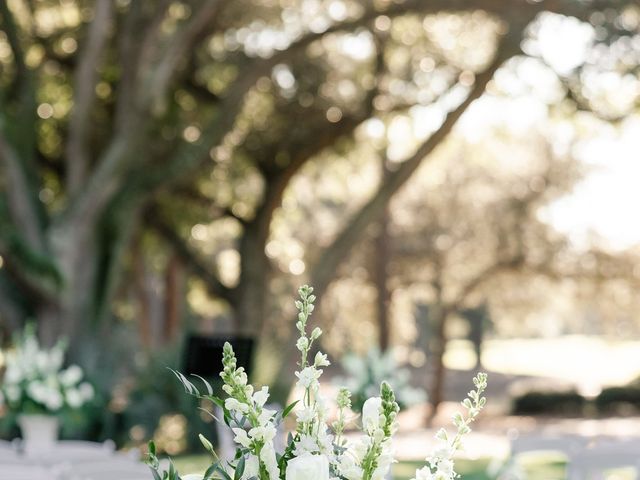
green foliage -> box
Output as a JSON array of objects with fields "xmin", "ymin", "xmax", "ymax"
[
  {"xmin": 512, "ymin": 390, "xmax": 586, "ymax": 416},
  {"xmin": 595, "ymin": 386, "xmax": 640, "ymax": 414}
]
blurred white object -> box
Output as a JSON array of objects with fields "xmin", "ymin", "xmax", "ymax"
[
  {"xmin": 498, "ymin": 433, "xmax": 588, "ymax": 479},
  {"xmin": 37, "ymin": 440, "xmax": 116, "ymax": 462},
  {"xmin": 567, "ymin": 437, "xmax": 640, "ymax": 479},
  {"xmin": 510, "ymin": 433, "xmax": 587, "ymax": 457},
  {"xmin": 0, "ymin": 464, "xmax": 57, "ymax": 480},
  {"xmin": 18, "ymin": 414, "xmax": 59, "ymax": 456},
  {"xmin": 60, "ymin": 458, "xmax": 149, "ymax": 480}
]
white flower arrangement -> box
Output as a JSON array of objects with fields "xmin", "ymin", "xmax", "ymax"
[
  {"xmin": 147, "ymin": 286, "xmax": 487, "ymax": 480},
  {"xmin": 0, "ymin": 325, "xmax": 95, "ymax": 415}
]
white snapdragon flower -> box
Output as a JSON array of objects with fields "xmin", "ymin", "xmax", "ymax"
[
  {"xmin": 295, "ymin": 366, "xmax": 322, "ymax": 390},
  {"xmin": 316, "ymin": 429, "xmax": 334, "ymax": 456},
  {"xmin": 260, "ymin": 441, "xmax": 280, "ymax": 480},
  {"xmin": 242, "ymin": 455, "xmax": 260, "ymax": 480},
  {"xmin": 294, "ymin": 434, "xmax": 319, "ymax": 456},
  {"xmin": 315, "ymin": 394, "xmax": 330, "ymax": 422},
  {"xmin": 258, "ymin": 407, "xmax": 276, "ymax": 425},
  {"xmin": 435, "ymin": 459, "xmax": 454, "ymax": 478},
  {"xmin": 313, "ymin": 352, "xmax": 330, "ymax": 368},
  {"xmin": 252, "ymin": 386, "xmax": 270, "ymax": 407},
  {"xmin": 249, "ymin": 424, "xmax": 277, "ymax": 443},
  {"xmin": 338, "ymin": 453, "xmax": 363, "ymax": 480},
  {"xmin": 361, "ymin": 396, "xmax": 383, "ymax": 433},
  {"xmin": 225, "ymin": 398, "xmax": 249, "ymax": 414},
  {"xmin": 286, "ymin": 453, "xmax": 329, "ymax": 480},
  {"xmin": 413, "ymin": 466, "xmax": 436, "ymax": 480},
  {"xmin": 232, "ymin": 428, "xmax": 252, "ymax": 448},
  {"xmin": 296, "ymin": 406, "xmax": 315, "ymax": 423}
]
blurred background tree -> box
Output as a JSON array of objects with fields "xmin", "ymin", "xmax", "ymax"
[{"xmin": 1, "ymin": 0, "xmax": 640, "ymax": 446}]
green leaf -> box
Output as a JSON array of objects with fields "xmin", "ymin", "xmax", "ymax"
[
  {"xmin": 234, "ymin": 454, "xmax": 246, "ymax": 480},
  {"xmin": 216, "ymin": 463, "xmax": 233, "ymax": 480},
  {"xmin": 204, "ymin": 463, "xmax": 217, "ymax": 480},
  {"xmin": 148, "ymin": 468, "xmax": 162, "ymax": 480},
  {"xmin": 281, "ymin": 400, "xmax": 299, "ymax": 419},
  {"xmin": 149, "ymin": 440, "xmax": 157, "ymax": 456},
  {"xmin": 192, "ymin": 374, "xmax": 214, "ymax": 395},
  {"xmin": 208, "ymin": 395, "xmax": 225, "ymax": 409}
]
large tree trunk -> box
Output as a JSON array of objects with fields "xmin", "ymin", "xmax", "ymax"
[
  {"xmin": 428, "ymin": 303, "xmax": 450, "ymax": 424},
  {"xmin": 235, "ymin": 220, "xmax": 271, "ymax": 336},
  {"xmin": 38, "ymin": 221, "xmax": 99, "ymax": 357},
  {"xmin": 163, "ymin": 253, "xmax": 183, "ymax": 344},
  {"xmin": 374, "ymin": 208, "xmax": 392, "ymax": 352},
  {"xmin": 374, "ymin": 161, "xmax": 392, "ymax": 352}
]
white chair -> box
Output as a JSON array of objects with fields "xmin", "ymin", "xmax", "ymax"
[
  {"xmin": 62, "ymin": 459, "xmax": 150, "ymax": 480},
  {"xmin": 510, "ymin": 433, "xmax": 587, "ymax": 458},
  {"xmin": 567, "ymin": 452, "xmax": 640, "ymax": 479},
  {"xmin": 0, "ymin": 464, "xmax": 57, "ymax": 480},
  {"xmin": 38, "ymin": 440, "xmax": 116, "ymax": 462},
  {"xmin": 567, "ymin": 437, "xmax": 640, "ymax": 479}
]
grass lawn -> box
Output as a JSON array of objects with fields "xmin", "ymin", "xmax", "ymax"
[{"xmin": 173, "ymin": 455, "xmax": 568, "ymax": 479}]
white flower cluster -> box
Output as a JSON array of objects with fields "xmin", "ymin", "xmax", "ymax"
[
  {"xmin": 337, "ymin": 384, "xmax": 399, "ymax": 480},
  {"xmin": 220, "ymin": 343, "xmax": 280, "ymax": 480},
  {"xmin": 148, "ymin": 286, "xmax": 487, "ymax": 480},
  {"xmin": 0, "ymin": 326, "xmax": 94, "ymax": 414}
]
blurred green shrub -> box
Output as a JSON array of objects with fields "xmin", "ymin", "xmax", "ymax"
[
  {"xmin": 512, "ymin": 390, "xmax": 586, "ymax": 416},
  {"xmin": 595, "ymin": 386, "xmax": 640, "ymax": 415}
]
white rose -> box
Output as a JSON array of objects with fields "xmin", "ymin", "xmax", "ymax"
[
  {"xmin": 295, "ymin": 407, "xmax": 315, "ymax": 424},
  {"xmin": 362, "ymin": 396, "xmax": 383, "ymax": 433},
  {"xmin": 182, "ymin": 475, "xmax": 204, "ymax": 480},
  {"xmin": 286, "ymin": 453, "xmax": 329, "ymax": 480}
]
